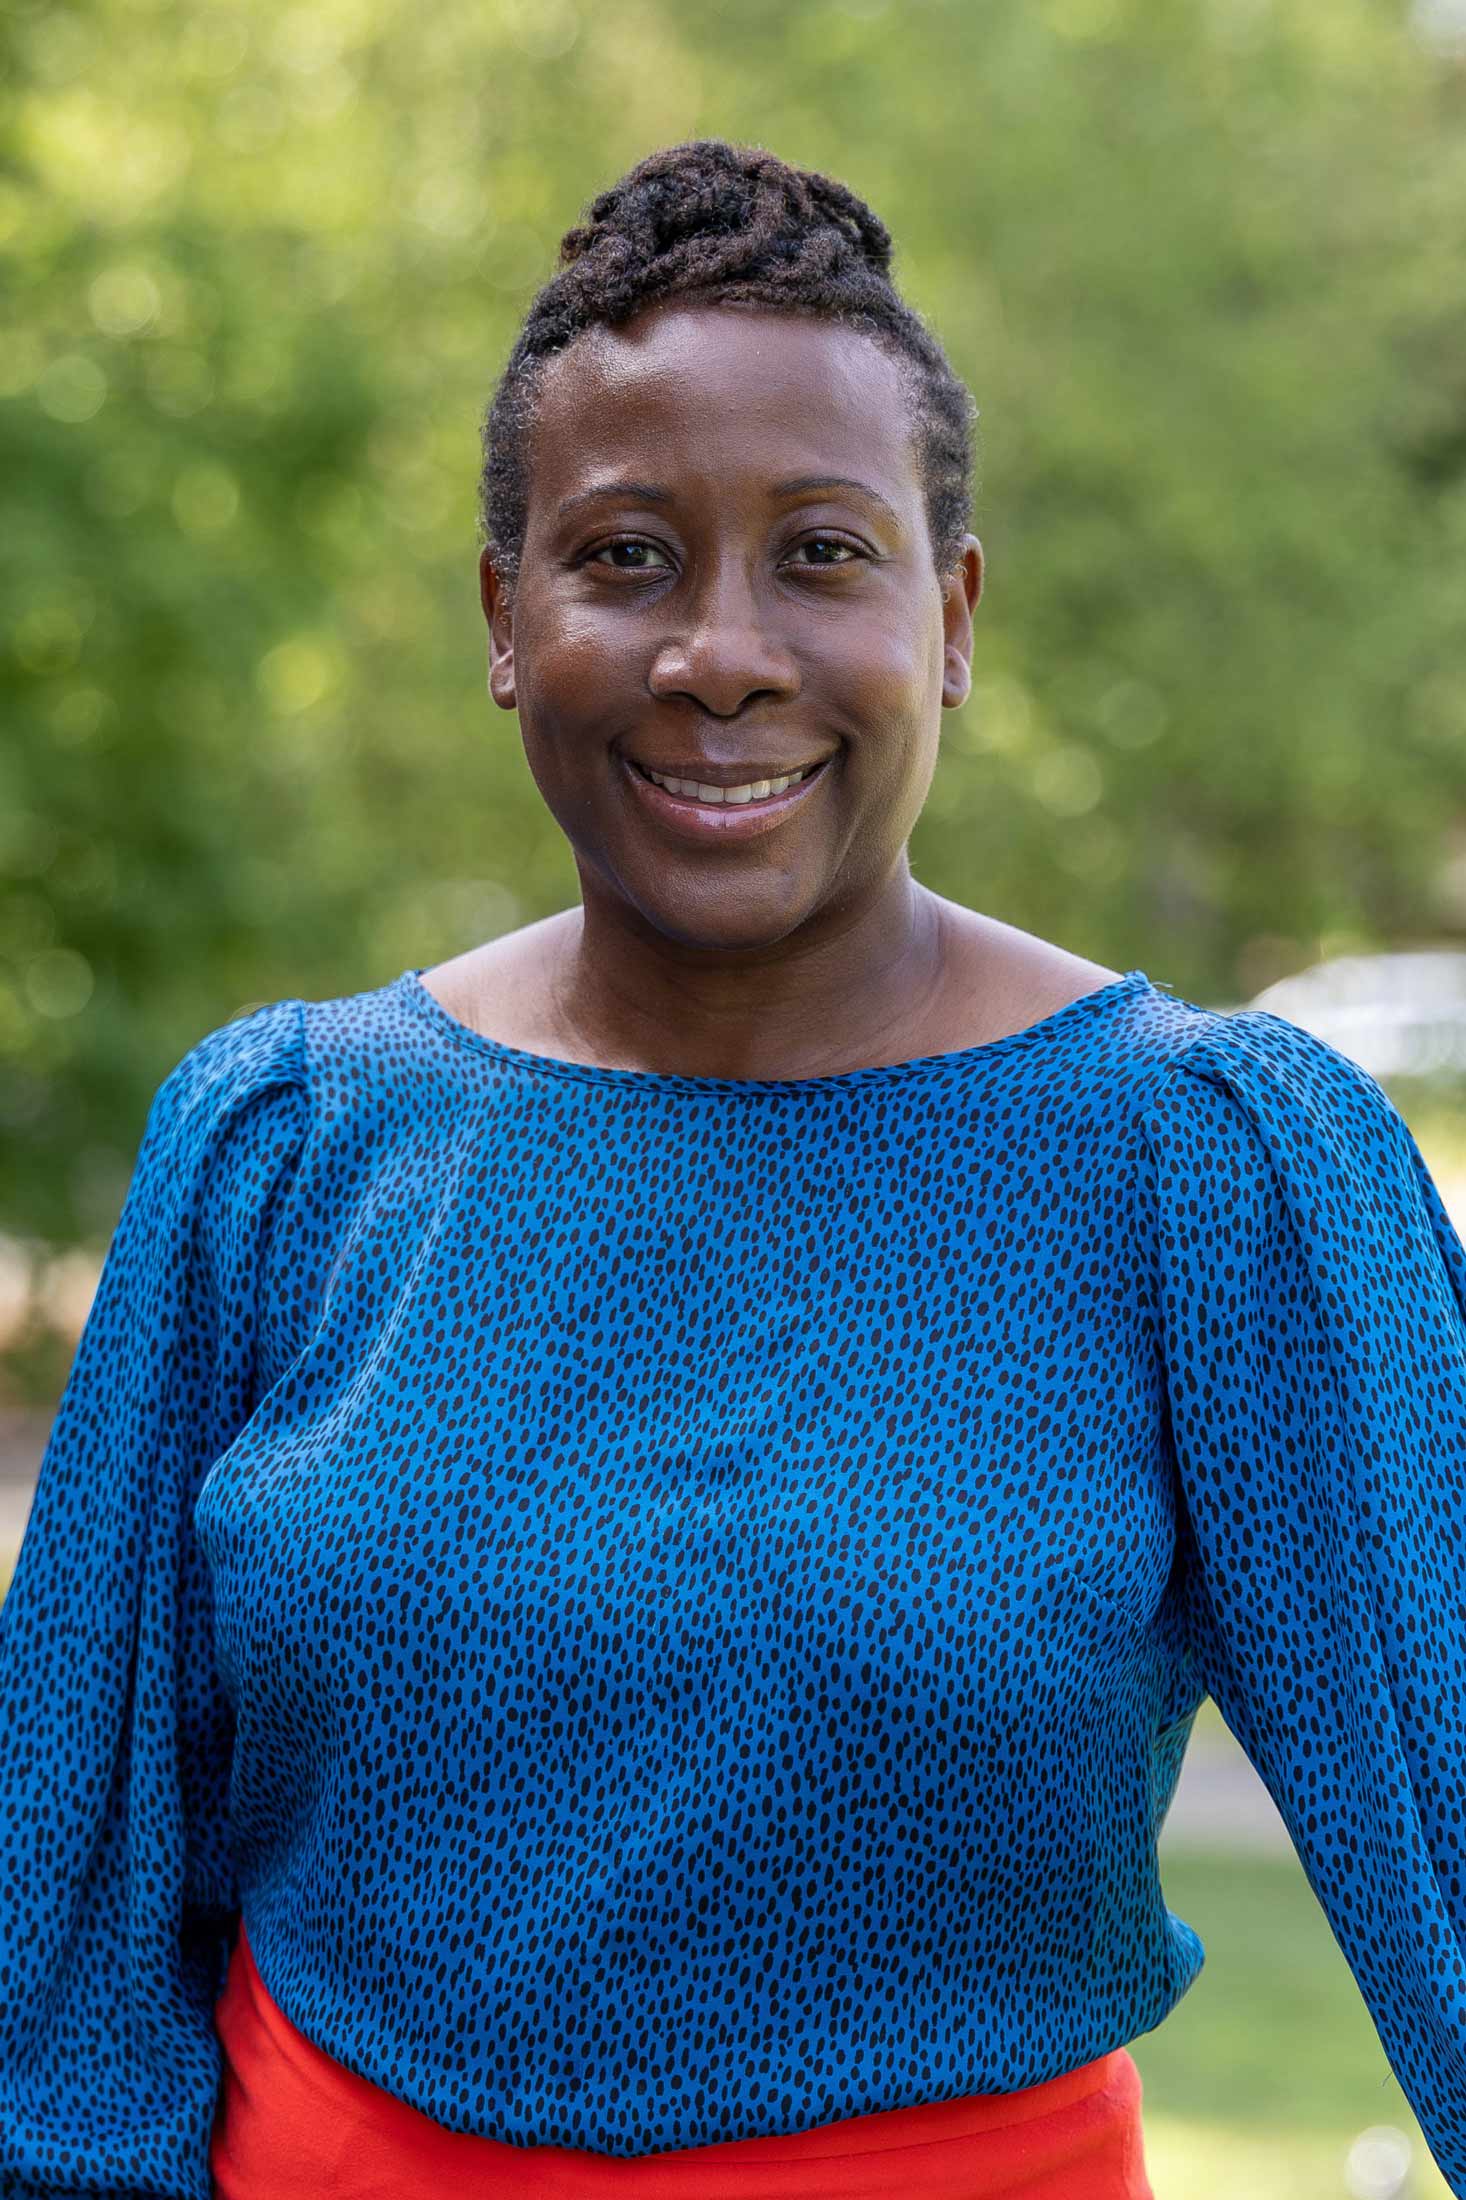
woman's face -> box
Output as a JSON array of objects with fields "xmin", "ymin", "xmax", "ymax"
[{"xmin": 480, "ymin": 303, "xmax": 982, "ymax": 953}]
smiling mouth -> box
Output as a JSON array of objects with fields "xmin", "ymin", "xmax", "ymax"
[{"xmin": 627, "ymin": 758, "xmax": 830, "ymax": 806}]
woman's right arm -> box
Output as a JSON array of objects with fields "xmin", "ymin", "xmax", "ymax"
[{"xmin": 0, "ymin": 994, "xmax": 307, "ymax": 2200}]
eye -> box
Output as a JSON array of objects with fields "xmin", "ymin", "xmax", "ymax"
[
  {"xmin": 586, "ymin": 538, "xmax": 673, "ymax": 572},
  {"xmin": 785, "ymin": 535, "xmax": 866, "ymax": 568}
]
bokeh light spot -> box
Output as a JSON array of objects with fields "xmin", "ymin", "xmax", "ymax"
[
  {"xmin": 24, "ymin": 949, "xmax": 94, "ymax": 1022},
  {"xmin": 36, "ymin": 354, "xmax": 107, "ymax": 422},
  {"xmin": 172, "ymin": 461, "xmax": 241, "ymax": 537},
  {"xmin": 88, "ymin": 265, "xmax": 162, "ymax": 337},
  {"xmin": 257, "ymin": 634, "xmax": 342, "ymax": 714}
]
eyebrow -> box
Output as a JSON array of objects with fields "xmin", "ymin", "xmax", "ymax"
[
  {"xmin": 771, "ymin": 475, "xmax": 905, "ymax": 531},
  {"xmin": 556, "ymin": 481, "xmax": 673, "ymax": 519},
  {"xmin": 555, "ymin": 475, "xmax": 904, "ymax": 529}
]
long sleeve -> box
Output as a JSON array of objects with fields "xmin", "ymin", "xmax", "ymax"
[
  {"xmin": 1140, "ymin": 1009, "xmax": 1466, "ymax": 2195},
  {"xmin": 0, "ymin": 996, "xmax": 308, "ymax": 2200}
]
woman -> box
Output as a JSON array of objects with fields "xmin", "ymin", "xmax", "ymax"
[{"xmin": 1, "ymin": 140, "xmax": 1464, "ymax": 2200}]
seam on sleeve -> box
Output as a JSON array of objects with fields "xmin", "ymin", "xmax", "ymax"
[
  {"xmin": 1131, "ymin": 1017, "xmax": 1224, "ymax": 1348},
  {"xmin": 252, "ymin": 1002, "xmax": 313, "ymax": 1397}
]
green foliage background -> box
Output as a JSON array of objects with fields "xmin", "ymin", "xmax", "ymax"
[{"xmin": 4, "ymin": 0, "xmax": 1466, "ymax": 1257}]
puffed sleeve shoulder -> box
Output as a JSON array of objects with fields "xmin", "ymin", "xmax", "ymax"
[
  {"xmin": 0, "ymin": 993, "xmax": 309, "ymax": 2200},
  {"xmin": 1138, "ymin": 1008, "xmax": 1466, "ymax": 2196}
]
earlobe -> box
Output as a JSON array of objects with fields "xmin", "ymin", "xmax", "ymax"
[
  {"xmin": 480, "ymin": 544, "xmax": 517, "ymax": 711},
  {"xmin": 939, "ymin": 538, "xmax": 980, "ymax": 709},
  {"xmin": 941, "ymin": 646, "xmax": 972, "ymax": 711},
  {"xmin": 488, "ymin": 650, "xmax": 516, "ymax": 710}
]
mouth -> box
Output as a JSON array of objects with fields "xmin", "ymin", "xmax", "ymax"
[
  {"xmin": 625, "ymin": 757, "xmax": 832, "ymax": 806},
  {"xmin": 619, "ymin": 752, "xmax": 835, "ymax": 841}
]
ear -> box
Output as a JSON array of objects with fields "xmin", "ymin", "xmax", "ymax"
[
  {"xmin": 479, "ymin": 543, "xmax": 516, "ymax": 710},
  {"xmin": 940, "ymin": 535, "xmax": 983, "ymax": 711}
]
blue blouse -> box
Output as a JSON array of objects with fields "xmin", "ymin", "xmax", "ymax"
[{"xmin": 2, "ymin": 964, "xmax": 1464, "ymax": 2197}]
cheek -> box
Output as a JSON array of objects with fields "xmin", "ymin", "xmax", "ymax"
[
  {"xmin": 817, "ymin": 604, "xmax": 944, "ymax": 747},
  {"xmin": 513, "ymin": 608, "xmax": 632, "ymax": 756}
]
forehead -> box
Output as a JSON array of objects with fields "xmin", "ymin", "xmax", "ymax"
[{"xmin": 527, "ymin": 305, "xmax": 920, "ymax": 508}]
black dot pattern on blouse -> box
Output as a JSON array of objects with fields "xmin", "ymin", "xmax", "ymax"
[{"xmin": 1, "ymin": 965, "xmax": 1464, "ymax": 2197}]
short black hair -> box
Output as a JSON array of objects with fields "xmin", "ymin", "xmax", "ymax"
[{"xmin": 479, "ymin": 139, "xmax": 977, "ymax": 592}]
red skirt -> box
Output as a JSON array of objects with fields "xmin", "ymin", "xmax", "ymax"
[{"xmin": 211, "ymin": 1923, "xmax": 1154, "ymax": 2199}]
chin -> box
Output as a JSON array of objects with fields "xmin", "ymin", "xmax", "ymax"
[{"xmin": 630, "ymin": 883, "xmax": 822, "ymax": 957}]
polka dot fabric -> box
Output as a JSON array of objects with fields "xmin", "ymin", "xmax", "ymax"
[{"xmin": 1, "ymin": 964, "xmax": 1463, "ymax": 2197}]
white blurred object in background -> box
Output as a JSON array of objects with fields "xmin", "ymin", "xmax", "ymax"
[
  {"xmin": 1345, "ymin": 2123, "xmax": 1414, "ymax": 2199},
  {"xmin": 1248, "ymin": 949, "xmax": 1466, "ymax": 1081},
  {"xmin": 1413, "ymin": 0, "xmax": 1466, "ymax": 55}
]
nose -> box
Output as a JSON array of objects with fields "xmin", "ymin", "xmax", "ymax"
[{"xmin": 646, "ymin": 556, "xmax": 802, "ymax": 717}]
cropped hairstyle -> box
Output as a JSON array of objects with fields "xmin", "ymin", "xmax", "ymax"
[{"xmin": 479, "ymin": 139, "xmax": 977, "ymax": 591}]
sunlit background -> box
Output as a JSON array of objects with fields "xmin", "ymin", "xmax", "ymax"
[{"xmin": 3, "ymin": 0, "xmax": 1466, "ymax": 2191}]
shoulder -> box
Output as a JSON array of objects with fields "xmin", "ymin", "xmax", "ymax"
[
  {"xmin": 149, "ymin": 992, "xmax": 307, "ymax": 1147},
  {"xmin": 1138, "ymin": 1005, "xmax": 1466, "ymax": 1442},
  {"xmin": 71, "ymin": 996, "xmax": 318, "ymax": 1343},
  {"xmin": 1140, "ymin": 999, "xmax": 1411, "ymax": 1170},
  {"xmin": 134, "ymin": 996, "xmax": 312, "ymax": 1243},
  {"xmin": 1135, "ymin": 999, "xmax": 1441, "ymax": 1301}
]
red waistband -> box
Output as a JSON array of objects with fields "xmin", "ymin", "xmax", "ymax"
[{"xmin": 211, "ymin": 1923, "xmax": 1153, "ymax": 2198}]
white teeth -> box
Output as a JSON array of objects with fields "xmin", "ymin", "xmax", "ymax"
[{"xmin": 642, "ymin": 766, "xmax": 811, "ymax": 804}]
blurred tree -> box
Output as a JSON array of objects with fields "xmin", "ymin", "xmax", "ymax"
[{"xmin": 1, "ymin": 0, "xmax": 1464, "ymax": 1285}]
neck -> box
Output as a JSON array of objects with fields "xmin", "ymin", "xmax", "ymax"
[{"xmin": 548, "ymin": 864, "xmax": 951, "ymax": 1081}]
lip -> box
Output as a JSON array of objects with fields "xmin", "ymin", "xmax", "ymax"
[{"xmin": 620, "ymin": 754, "xmax": 833, "ymax": 842}]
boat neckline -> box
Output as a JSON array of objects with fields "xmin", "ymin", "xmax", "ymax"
[{"xmin": 392, "ymin": 965, "xmax": 1156, "ymax": 1096}]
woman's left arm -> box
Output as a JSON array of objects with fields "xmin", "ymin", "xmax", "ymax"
[{"xmin": 1140, "ymin": 1010, "xmax": 1466, "ymax": 2198}]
